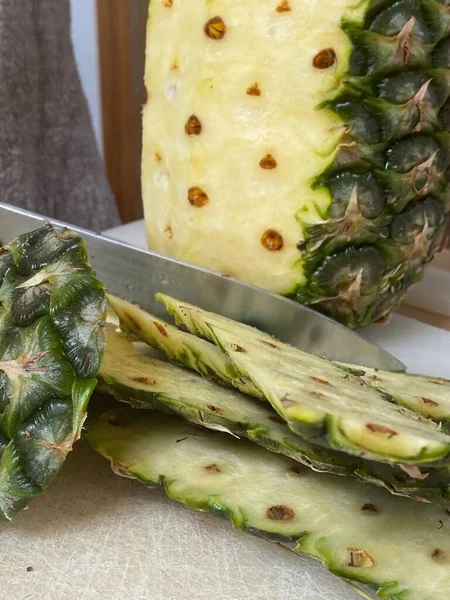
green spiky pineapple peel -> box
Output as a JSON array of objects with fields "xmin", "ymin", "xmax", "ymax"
[
  {"xmin": 110, "ymin": 293, "xmax": 450, "ymax": 427},
  {"xmin": 99, "ymin": 323, "xmax": 450, "ymax": 505},
  {"xmin": 156, "ymin": 294, "xmax": 450, "ymax": 467},
  {"xmin": 0, "ymin": 224, "xmax": 106, "ymax": 520},
  {"xmin": 142, "ymin": 0, "xmax": 450, "ymax": 327}
]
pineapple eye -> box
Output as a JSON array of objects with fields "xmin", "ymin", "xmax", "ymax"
[
  {"xmin": 276, "ymin": 0, "xmax": 291, "ymax": 12},
  {"xmin": 347, "ymin": 548, "xmax": 375, "ymax": 569},
  {"xmin": 431, "ymin": 549, "xmax": 447, "ymax": 562},
  {"xmin": 184, "ymin": 115, "xmax": 202, "ymax": 136},
  {"xmin": 188, "ymin": 187, "xmax": 209, "ymax": 208},
  {"xmin": 313, "ymin": 48, "xmax": 337, "ymax": 69},
  {"xmin": 259, "ymin": 154, "xmax": 277, "ymax": 170},
  {"xmin": 267, "ymin": 505, "xmax": 295, "ymax": 521},
  {"xmin": 261, "ymin": 229, "xmax": 284, "ymax": 251},
  {"xmin": 361, "ymin": 503, "xmax": 378, "ymax": 513},
  {"xmin": 246, "ymin": 83, "xmax": 261, "ymax": 96},
  {"xmin": 204, "ymin": 16, "xmax": 226, "ymax": 40}
]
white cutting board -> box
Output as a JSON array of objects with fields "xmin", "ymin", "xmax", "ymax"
[{"xmin": 1, "ymin": 223, "xmax": 449, "ymax": 600}]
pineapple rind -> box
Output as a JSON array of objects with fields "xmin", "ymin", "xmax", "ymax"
[
  {"xmin": 100, "ymin": 326, "xmax": 450, "ymax": 505},
  {"xmin": 157, "ymin": 294, "xmax": 450, "ymax": 467},
  {"xmin": 338, "ymin": 363, "xmax": 450, "ymax": 425},
  {"xmin": 108, "ymin": 294, "xmax": 262, "ymax": 399},
  {"xmin": 0, "ymin": 224, "xmax": 106, "ymax": 520},
  {"xmin": 86, "ymin": 408, "xmax": 450, "ymax": 600}
]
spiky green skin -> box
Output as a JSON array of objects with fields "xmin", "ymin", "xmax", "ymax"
[
  {"xmin": 0, "ymin": 224, "xmax": 106, "ymax": 520},
  {"xmin": 100, "ymin": 326, "xmax": 450, "ymax": 505},
  {"xmin": 157, "ymin": 294, "xmax": 450, "ymax": 468},
  {"xmin": 294, "ymin": 0, "xmax": 450, "ymax": 326},
  {"xmin": 87, "ymin": 409, "xmax": 450, "ymax": 600}
]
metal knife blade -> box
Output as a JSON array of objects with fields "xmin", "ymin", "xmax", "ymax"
[{"xmin": 0, "ymin": 202, "xmax": 405, "ymax": 371}]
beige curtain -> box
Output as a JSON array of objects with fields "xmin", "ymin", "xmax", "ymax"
[{"xmin": 0, "ymin": 0, "xmax": 121, "ymax": 231}]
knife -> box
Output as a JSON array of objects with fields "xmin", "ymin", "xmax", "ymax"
[{"xmin": 0, "ymin": 202, "xmax": 405, "ymax": 371}]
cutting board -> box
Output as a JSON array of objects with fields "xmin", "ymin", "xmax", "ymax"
[{"xmin": 1, "ymin": 223, "xmax": 449, "ymax": 600}]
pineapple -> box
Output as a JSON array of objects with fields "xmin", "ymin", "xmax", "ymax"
[
  {"xmin": 100, "ymin": 324, "xmax": 450, "ymax": 504},
  {"xmin": 157, "ymin": 294, "xmax": 450, "ymax": 466},
  {"xmin": 108, "ymin": 294, "xmax": 263, "ymax": 398},
  {"xmin": 0, "ymin": 224, "xmax": 106, "ymax": 519},
  {"xmin": 142, "ymin": 0, "xmax": 450, "ymax": 328},
  {"xmin": 340, "ymin": 363, "xmax": 450, "ymax": 424},
  {"xmin": 111, "ymin": 293, "xmax": 450, "ymax": 426},
  {"xmin": 87, "ymin": 408, "xmax": 450, "ymax": 600}
]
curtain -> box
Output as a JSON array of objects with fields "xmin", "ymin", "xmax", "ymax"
[{"xmin": 0, "ymin": 0, "xmax": 121, "ymax": 231}]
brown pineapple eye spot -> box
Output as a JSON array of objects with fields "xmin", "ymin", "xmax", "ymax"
[
  {"xmin": 185, "ymin": 115, "xmax": 202, "ymax": 135},
  {"xmin": 361, "ymin": 503, "xmax": 378, "ymax": 513},
  {"xmin": 259, "ymin": 154, "xmax": 277, "ymax": 170},
  {"xmin": 207, "ymin": 405, "xmax": 224, "ymax": 414},
  {"xmin": 313, "ymin": 48, "xmax": 337, "ymax": 69},
  {"xmin": 267, "ymin": 505, "xmax": 295, "ymax": 521},
  {"xmin": 188, "ymin": 187, "xmax": 209, "ymax": 207},
  {"xmin": 231, "ymin": 344, "xmax": 246, "ymax": 353},
  {"xmin": 154, "ymin": 321, "xmax": 168, "ymax": 337},
  {"xmin": 163, "ymin": 0, "xmax": 173, "ymax": 7},
  {"xmin": 132, "ymin": 377, "xmax": 156, "ymax": 385},
  {"xmin": 366, "ymin": 424, "xmax": 398, "ymax": 438},
  {"xmin": 347, "ymin": 548, "xmax": 375, "ymax": 568},
  {"xmin": 205, "ymin": 463, "xmax": 221, "ymax": 473},
  {"xmin": 204, "ymin": 16, "xmax": 226, "ymax": 40},
  {"xmin": 247, "ymin": 83, "xmax": 261, "ymax": 96},
  {"xmin": 261, "ymin": 229, "xmax": 284, "ymax": 251},
  {"xmin": 288, "ymin": 466, "xmax": 302, "ymax": 475},
  {"xmin": 276, "ymin": 0, "xmax": 291, "ymax": 12},
  {"xmin": 311, "ymin": 377, "xmax": 331, "ymax": 386},
  {"xmin": 432, "ymin": 549, "xmax": 448, "ymax": 562},
  {"xmin": 422, "ymin": 397, "xmax": 439, "ymax": 407}
]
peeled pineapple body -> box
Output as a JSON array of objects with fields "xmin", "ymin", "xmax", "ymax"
[{"xmin": 142, "ymin": 0, "xmax": 450, "ymax": 327}]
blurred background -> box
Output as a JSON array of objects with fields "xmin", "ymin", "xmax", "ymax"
[{"xmin": 73, "ymin": 0, "xmax": 149, "ymax": 225}]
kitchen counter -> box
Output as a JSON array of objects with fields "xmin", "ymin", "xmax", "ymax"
[{"xmin": 1, "ymin": 221, "xmax": 449, "ymax": 600}]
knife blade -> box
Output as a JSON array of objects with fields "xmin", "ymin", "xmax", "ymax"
[{"xmin": 0, "ymin": 202, "xmax": 405, "ymax": 371}]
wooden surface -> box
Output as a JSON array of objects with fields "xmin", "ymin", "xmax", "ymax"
[
  {"xmin": 97, "ymin": 0, "xmax": 149, "ymax": 223},
  {"xmin": 400, "ymin": 249, "xmax": 450, "ymax": 330},
  {"xmin": 433, "ymin": 249, "xmax": 450, "ymax": 272},
  {"xmin": 397, "ymin": 304, "xmax": 450, "ymax": 332}
]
